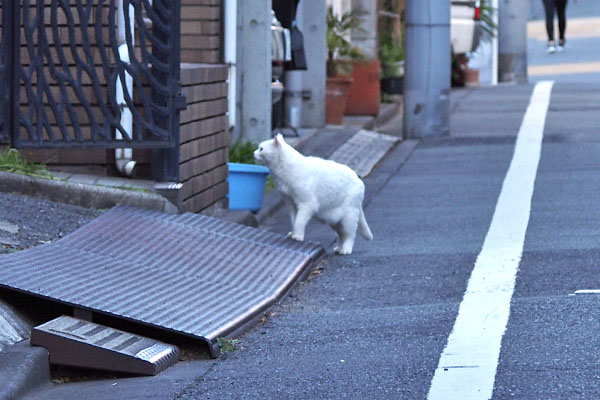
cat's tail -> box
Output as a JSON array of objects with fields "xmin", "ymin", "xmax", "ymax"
[{"xmin": 358, "ymin": 207, "xmax": 373, "ymax": 241}]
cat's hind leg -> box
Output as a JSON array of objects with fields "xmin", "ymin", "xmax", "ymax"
[
  {"xmin": 283, "ymin": 196, "xmax": 297, "ymax": 237},
  {"xmin": 334, "ymin": 209, "xmax": 359, "ymax": 255},
  {"xmin": 331, "ymin": 221, "xmax": 344, "ymax": 253}
]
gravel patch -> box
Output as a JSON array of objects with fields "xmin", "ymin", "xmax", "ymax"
[{"xmin": 0, "ymin": 192, "xmax": 102, "ymax": 254}]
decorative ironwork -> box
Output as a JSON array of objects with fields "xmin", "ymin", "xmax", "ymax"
[
  {"xmin": 0, "ymin": 0, "xmax": 9, "ymax": 144},
  {"xmin": 1, "ymin": 0, "xmax": 182, "ymax": 149}
]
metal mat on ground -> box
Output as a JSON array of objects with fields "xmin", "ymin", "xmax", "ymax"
[{"xmin": 0, "ymin": 206, "xmax": 324, "ymax": 357}]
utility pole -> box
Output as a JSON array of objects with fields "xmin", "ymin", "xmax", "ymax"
[
  {"xmin": 497, "ymin": 0, "xmax": 528, "ymax": 83},
  {"xmin": 403, "ymin": 0, "xmax": 450, "ymax": 138},
  {"xmin": 235, "ymin": 0, "xmax": 272, "ymax": 143},
  {"xmin": 296, "ymin": 1, "xmax": 326, "ymax": 128}
]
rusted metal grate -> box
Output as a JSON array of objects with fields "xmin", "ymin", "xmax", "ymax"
[{"xmin": 0, "ymin": 206, "xmax": 324, "ymax": 357}]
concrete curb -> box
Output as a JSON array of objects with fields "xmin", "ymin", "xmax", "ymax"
[
  {"xmin": 0, "ymin": 171, "xmax": 178, "ymax": 213},
  {"xmin": 0, "ymin": 340, "xmax": 51, "ymax": 400},
  {"xmin": 362, "ymin": 102, "xmax": 402, "ymax": 131}
]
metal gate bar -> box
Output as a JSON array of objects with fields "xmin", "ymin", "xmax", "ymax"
[{"xmin": 0, "ymin": 0, "xmax": 183, "ymax": 149}]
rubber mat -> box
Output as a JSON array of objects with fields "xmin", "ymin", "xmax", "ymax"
[{"xmin": 0, "ymin": 206, "xmax": 324, "ymax": 357}]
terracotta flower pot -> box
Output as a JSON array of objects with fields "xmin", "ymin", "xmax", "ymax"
[
  {"xmin": 345, "ymin": 60, "xmax": 381, "ymax": 116},
  {"xmin": 325, "ymin": 76, "xmax": 353, "ymax": 125},
  {"xmin": 465, "ymin": 68, "xmax": 480, "ymax": 87}
]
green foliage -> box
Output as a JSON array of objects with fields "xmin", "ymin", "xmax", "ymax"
[
  {"xmin": 326, "ymin": 6, "xmax": 366, "ymax": 77},
  {"xmin": 380, "ymin": 40, "xmax": 404, "ymax": 78},
  {"xmin": 479, "ymin": 1, "xmax": 498, "ymax": 41},
  {"xmin": 265, "ymin": 175, "xmax": 275, "ymax": 192},
  {"xmin": 217, "ymin": 337, "xmax": 241, "ymax": 354},
  {"xmin": 229, "ymin": 140, "xmax": 258, "ymax": 165},
  {"xmin": 0, "ymin": 148, "xmax": 53, "ymax": 179},
  {"xmin": 378, "ymin": 1, "xmax": 404, "ymax": 79}
]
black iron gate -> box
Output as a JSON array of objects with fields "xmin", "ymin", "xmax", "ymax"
[
  {"xmin": 0, "ymin": 0, "xmax": 9, "ymax": 144},
  {"xmin": 0, "ymin": 0, "xmax": 183, "ymax": 150}
]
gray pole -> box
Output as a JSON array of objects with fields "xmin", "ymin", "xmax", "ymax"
[
  {"xmin": 235, "ymin": 0, "xmax": 272, "ymax": 143},
  {"xmin": 497, "ymin": 0, "xmax": 528, "ymax": 83},
  {"xmin": 351, "ymin": 0, "xmax": 378, "ymax": 59},
  {"xmin": 403, "ymin": 0, "xmax": 450, "ymax": 138},
  {"xmin": 296, "ymin": 0, "xmax": 326, "ymax": 128}
]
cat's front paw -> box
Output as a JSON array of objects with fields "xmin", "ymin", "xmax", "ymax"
[
  {"xmin": 290, "ymin": 233, "xmax": 304, "ymax": 241},
  {"xmin": 334, "ymin": 246, "xmax": 352, "ymax": 255}
]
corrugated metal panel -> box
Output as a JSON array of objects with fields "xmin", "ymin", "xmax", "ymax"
[{"xmin": 0, "ymin": 206, "xmax": 324, "ymax": 357}]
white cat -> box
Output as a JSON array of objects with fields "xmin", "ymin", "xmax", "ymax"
[{"xmin": 254, "ymin": 134, "xmax": 373, "ymax": 255}]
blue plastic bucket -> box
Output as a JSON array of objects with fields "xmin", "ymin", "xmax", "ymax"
[{"xmin": 227, "ymin": 162, "xmax": 270, "ymax": 211}]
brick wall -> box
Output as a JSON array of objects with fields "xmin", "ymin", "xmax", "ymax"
[
  {"xmin": 179, "ymin": 64, "xmax": 229, "ymax": 213},
  {"xmin": 181, "ymin": 0, "xmax": 222, "ymax": 64}
]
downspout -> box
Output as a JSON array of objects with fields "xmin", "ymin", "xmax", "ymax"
[
  {"xmin": 224, "ymin": 0, "xmax": 237, "ymax": 130},
  {"xmin": 115, "ymin": 0, "xmax": 136, "ymax": 177}
]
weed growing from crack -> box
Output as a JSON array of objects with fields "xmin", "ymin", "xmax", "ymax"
[
  {"xmin": 0, "ymin": 148, "xmax": 53, "ymax": 179},
  {"xmin": 217, "ymin": 337, "xmax": 241, "ymax": 354}
]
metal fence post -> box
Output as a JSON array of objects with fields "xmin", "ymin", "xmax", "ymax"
[
  {"xmin": 1, "ymin": 0, "xmax": 18, "ymax": 146},
  {"xmin": 151, "ymin": 0, "xmax": 183, "ymax": 183}
]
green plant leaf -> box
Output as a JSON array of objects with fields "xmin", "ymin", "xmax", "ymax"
[
  {"xmin": 216, "ymin": 337, "xmax": 241, "ymax": 354},
  {"xmin": 229, "ymin": 140, "xmax": 258, "ymax": 165},
  {"xmin": 0, "ymin": 148, "xmax": 53, "ymax": 179}
]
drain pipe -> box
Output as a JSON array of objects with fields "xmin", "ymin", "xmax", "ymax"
[
  {"xmin": 224, "ymin": 0, "xmax": 237, "ymax": 130},
  {"xmin": 115, "ymin": 0, "xmax": 136, "ymax": 177}
]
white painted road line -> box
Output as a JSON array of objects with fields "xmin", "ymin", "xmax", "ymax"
[
  {"xmin": 572, "ymin": 289, "xmax": 600, "ymax": 295},
  {"xmin": 428, "ymin": 81, "xmax": 554, "ymax": 400}
]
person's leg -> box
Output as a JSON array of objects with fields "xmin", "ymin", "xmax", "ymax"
[
  {"xmin": 542, "ymin": 0, "xmax": 556, "ymax": 43},
  {"xmin": 556, "ymin": 0, "xmax": 568, "ymax": 44}
]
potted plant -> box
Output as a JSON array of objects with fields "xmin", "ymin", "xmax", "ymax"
[
  {"xmin": 379, "ymin": 38, "xmax": 404, "ymax": 95},
  {"xmin": 378, "ymin": 0, "xmax": 404, "ymax": 96},
  {"xmin": 227, "ymin": 140, "xmax": 270, "ymax": 212},
  {"xmin": 326, "ymin": 6, "xmax": 365, "ymax": 124}
]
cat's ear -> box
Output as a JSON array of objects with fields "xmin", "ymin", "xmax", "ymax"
[{"xmin": 274, "ymin": 133, "xmax": 283, "ymax": 148}]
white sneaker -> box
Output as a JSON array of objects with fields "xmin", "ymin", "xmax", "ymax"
[
  {"xmin": 547, "ymin": 45, "xmax": 556, "ymax": 54},
  {"xmin": 556, "ymin": 45, "xmax": 564, "ymax": 52}
]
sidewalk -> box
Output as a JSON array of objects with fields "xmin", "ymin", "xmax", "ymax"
[{"xmin": 0, "ymin": 100, "xmax": 403, "ymax": 400}]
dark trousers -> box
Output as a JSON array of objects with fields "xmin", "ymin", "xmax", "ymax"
[{"xmin": 542, "ymin": 0, "xmax": 568, "ymax": 42}]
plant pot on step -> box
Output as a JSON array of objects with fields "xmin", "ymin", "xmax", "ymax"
[
  {"xmin": 227, "ymin": 162, "xmax": 270, "ymax": 211},
  {"xmin": 465, "ymin": 68, "xmax": 480, "ymax": 87},
  {"xmin": 325, "ymin": 76, "xmax": 353, "ymax": 125},
  {"xmin": 381, "ymin": 75, "xmax": 404, "ymax": 95},
  {"xmin": 345, "ymin": 59, "xmax": 381, "ymax": 115}
]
